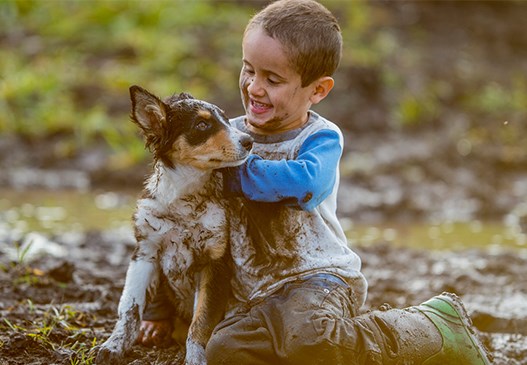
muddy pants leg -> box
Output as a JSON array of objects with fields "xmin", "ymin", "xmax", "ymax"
[
  {"xmin": 206, "ymin": 275, "xmax": 378, "ymax": 365},
  {"xmin": 206, "ymin": 275, "xmax": 490, "ymax": 365}
]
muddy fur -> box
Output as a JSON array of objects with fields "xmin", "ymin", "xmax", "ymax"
[{"xmin": 96, "ymin": 85, "xmax": 252, "ymax": 365}]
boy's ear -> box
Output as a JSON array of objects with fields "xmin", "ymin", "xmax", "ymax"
[{"xmin": 309, "ymin": 76, "xmax": 335, "ymax": 105}]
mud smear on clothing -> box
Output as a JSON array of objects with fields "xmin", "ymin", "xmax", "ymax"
[
  {"xmin": 0, "ymin": 231, "xmax": 525, "ymax": 364},
  {"xmin": 242, "ymin": 200, "xmax": 301, "ymax": 276}
]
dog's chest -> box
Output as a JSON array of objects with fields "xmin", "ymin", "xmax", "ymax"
[{"xmin": 135, "ymin": 176, "xmax": 227, "ymax": 273}]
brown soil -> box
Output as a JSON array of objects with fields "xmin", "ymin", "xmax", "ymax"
[{"xmin": 1, "ymin": 232, "xmax": 525, "ymax": 364}]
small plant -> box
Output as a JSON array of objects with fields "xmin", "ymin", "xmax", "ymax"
[
  {"xmin": 68, "ymin": 337, "xmax": 98, "ymax": 365},
  {"xmin": 2, "ymin": 302, "xmax": 98, "ymax": 364},
  {"xmin": 15, "ymin": 239, "xmax": 33, "ymax": 264}
]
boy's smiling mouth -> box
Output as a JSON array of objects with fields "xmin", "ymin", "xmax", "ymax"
[{"xmin": 250, "ymin": 99, "xmax": 273, "ymax": 115}]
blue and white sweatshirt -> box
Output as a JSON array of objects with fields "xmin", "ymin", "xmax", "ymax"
[{"xmin": 225, "ymin": 111, "xmax": 367, "ymax": 309}]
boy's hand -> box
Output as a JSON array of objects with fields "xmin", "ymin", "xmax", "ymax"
[{"xmin": 136, "ymin": 320, "xmax": 173, "ymax": 347}]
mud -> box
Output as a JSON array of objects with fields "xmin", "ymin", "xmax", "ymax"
[{"xmin": 0, "ymin": 229, "xmax": 526, "ymax": 364}]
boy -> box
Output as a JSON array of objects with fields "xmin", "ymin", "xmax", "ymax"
[{"xmin": 139, "ymin": 1, "xmax": 491, "ymax": 364}]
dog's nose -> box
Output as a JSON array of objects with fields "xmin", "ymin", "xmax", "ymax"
[{"xmin": 240, "ymin": 135, "xmax": 254, "ymax": 151}]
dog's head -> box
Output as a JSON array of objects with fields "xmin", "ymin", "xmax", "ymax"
[{"xmin": 129, "ymin": 85, "xmax": 253, "ymax": 170}]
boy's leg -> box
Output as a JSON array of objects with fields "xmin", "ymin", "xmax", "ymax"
[
  {"xmin": 206, "ymin": 274, "xmax": 361, "ymax": 365},
  {"xmin": 342, "ymin": 293, "xmax": 491, "ymax": 364},
  {"xmin": 206, "ymin": 310, "xmax": 281, "ymax": 365},
  {"xmin": 207, "ymin": 275, "xmax": 491, "ymax": 365}
]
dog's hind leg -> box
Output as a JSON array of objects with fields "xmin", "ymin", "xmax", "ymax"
[
  {"xmin": 185, "ymin": 259, "xmax": 230, "ymax": 365},
  {"xmin": 97, "ymin": 258, "xmax": 159, "ymax": 364}
]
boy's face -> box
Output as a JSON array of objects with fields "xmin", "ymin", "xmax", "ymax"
[{"xmin": 240, "ymin": 26, "xmax": 320, "ymax": 135}]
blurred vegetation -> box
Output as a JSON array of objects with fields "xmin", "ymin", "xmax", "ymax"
[
  {"xmin": 0, "ymin": 0, "xmax": 254, "ymax": 166},
  {"xmin": 1, "ymin": 0, "xmax": 526, "ymax": 168}
]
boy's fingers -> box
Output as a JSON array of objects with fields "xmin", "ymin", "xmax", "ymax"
[
  {"xmin": 136, "ymin": 320, "xmax": 173, "ymax": 347},
  {"xmin": 137, "ymin": 322, "xmax": 155, "ymax": 346},
  {"xmin": 152, "ymin": 328, "xmax": 166, "ymax": 345}
]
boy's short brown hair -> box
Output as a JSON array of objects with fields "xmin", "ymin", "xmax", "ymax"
[{"xmin": 246, "ymin": 0, "xmax": 342, "ymax": 87}]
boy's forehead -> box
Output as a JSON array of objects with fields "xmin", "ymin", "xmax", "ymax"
[{"xmin": 242, "ymin": 26, "xmax": 298, "ymax": 79}]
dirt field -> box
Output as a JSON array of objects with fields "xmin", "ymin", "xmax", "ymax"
[{"xmin": 1, "ymin": 229, "xmax": 526, "ymax": 364}]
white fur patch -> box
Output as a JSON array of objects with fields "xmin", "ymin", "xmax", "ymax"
[
  {"xmin": 185, "ymin": 338, "xmax": 207, "ymax": 365},
  {"xmin": 118, "ymin": 260, "xmax": 157, "ymax": 316},
  {"xmin": 146, "ymin": 164, "xmax": 210, "ymax": 207}
]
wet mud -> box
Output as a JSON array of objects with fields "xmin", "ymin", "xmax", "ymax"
[{"xmin": 0, "ymin": 230, "xmax": 526, "ymax": 364}]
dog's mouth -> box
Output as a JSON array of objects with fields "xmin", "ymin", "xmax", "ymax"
[{"xmin": 209, "ymin": 154, "xmax": 250, "ymax": 167}]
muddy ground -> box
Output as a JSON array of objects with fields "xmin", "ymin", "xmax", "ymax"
[{"xmin": 0, "ymin": 228, "xmax": 526, "ymax": 364}]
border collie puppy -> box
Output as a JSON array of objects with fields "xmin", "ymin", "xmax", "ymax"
[{"xmin": 97, "ymin": 85, "xmax": 253, "ymax": 365}]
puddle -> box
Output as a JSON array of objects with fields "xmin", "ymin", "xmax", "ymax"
[
  {"xmin": 1, "ymin": 188, "xmax": 526, "ymax": 253},
  {"xmin": 344, "ymin": 219, "xmax": 527, "ymax": 252},
  {"xmin": 0, "ymin": 189, "xmax": 135, "ymax": 239}
]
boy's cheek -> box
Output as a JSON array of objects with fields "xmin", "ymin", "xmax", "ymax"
[{"xmin": 239, "ymin": 75, "xmax": 250, "ymax": 91}]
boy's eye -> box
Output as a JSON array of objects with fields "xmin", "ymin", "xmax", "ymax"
[
  {"xmin": 268, "ymin": 78, "xmax": 280, "ymax": 85},
  {"xmin": 242, "ymin": 64, "xmax": 254, "ymax": 74},
  {"xmin": 195, "ymin": 120, "xmax": 210, "ymax": 131}
]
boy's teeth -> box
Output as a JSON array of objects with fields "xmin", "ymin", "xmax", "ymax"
[{"xmin": 253, "ymin": 100, "xmax": 269, "ymax": 107}]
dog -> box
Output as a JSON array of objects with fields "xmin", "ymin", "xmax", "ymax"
[{"xmin": 96, "ymin": 85, "xmax": 253, "ymax": 365}]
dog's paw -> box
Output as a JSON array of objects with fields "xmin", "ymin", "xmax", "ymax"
[
  {"xmin": 94, "ymin": 342, "xmax": 125, "ymax": 365},
  {"xmin": 185, "ymin": 340, "xmax": 207, "ymax": 365}
]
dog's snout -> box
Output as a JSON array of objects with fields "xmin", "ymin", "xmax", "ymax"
[{"xmin": 240, "ymin": 135, "xmax": 254, "ymax": 151}]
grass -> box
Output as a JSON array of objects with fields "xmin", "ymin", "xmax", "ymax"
[{"xmin": 1, "ymin": 301, "xmax": 98, "ymax": 365}]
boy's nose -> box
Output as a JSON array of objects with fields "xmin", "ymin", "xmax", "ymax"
[{"xmin": 247, "ymin": 77, "xmax": 264, "ymax": 96}]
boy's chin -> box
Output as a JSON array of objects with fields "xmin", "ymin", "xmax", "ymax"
[{"xmin": 245, "ymin": 118, "xmax": 283, "ymax": 135}]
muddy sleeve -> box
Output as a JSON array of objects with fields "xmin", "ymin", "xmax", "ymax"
[{"xmin": 224, "ymin": 129, "xmax": 342, "ymax": 211}]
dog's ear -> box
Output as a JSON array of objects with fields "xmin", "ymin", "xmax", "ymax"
[{"xmin": 129, "ymin": 85, "xmax": 167, "ymax": 137}]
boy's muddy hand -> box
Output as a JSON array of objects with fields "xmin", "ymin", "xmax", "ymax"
[{"xmin": 136, "ymin": 320, "xmax": 173, "ymax": 347}]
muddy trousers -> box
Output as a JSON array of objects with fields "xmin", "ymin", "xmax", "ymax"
[{"xmin": 206, "ymin": 274, "xmax": 441, "ymax": 365}]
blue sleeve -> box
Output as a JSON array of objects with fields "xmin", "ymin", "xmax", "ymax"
[{"xmin": 224, "ymin": 129, "xmax": 342, "ymax": 211}]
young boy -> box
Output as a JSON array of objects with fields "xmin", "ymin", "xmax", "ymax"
[{"xmin": 139, "ymin": 1, "xmax": 491, "ymax": 364}]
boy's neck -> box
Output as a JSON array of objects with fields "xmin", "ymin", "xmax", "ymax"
[{"xmin": 239, "ymin": 112, "xmax": 316, "ymax": 144}]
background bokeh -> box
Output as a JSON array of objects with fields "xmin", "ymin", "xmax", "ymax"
[{"xmin": 1, "ymin": 0, "xmax": 527, "ymax": 248}]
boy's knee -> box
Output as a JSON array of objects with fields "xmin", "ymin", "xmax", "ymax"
[{"xmin": 281, "ymin": 322, "xmax": 347, "ymax": 364}]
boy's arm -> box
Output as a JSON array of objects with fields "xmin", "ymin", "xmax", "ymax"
[{"xmin": 224, "ymin": 129, "xmax": 342, "ymax": 211}]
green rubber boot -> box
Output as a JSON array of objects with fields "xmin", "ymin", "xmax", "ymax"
[{"xmin": 415, "ymin": 292, "xmax": 492, "ymax": 365}]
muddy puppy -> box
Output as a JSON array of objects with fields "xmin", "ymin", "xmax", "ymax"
[{"xmin": 97, "ymin": 85, "xmax": 253, "ymax": 365}]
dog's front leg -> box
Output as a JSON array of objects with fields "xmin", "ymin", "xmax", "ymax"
[{"xmin": 97, "ymin": 259, "xmax": 158, "ymax": 364}]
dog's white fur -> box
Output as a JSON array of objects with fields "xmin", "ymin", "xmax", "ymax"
[{"xmin": 96, "ymin": 86, "xmax": 252, "ymax": 365}]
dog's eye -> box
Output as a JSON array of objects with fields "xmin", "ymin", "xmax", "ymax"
[{"xmin": 195, "ymin": 120, "xmax": 210, "ymax": 131}]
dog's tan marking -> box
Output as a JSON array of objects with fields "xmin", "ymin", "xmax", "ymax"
[
  {"xmin": 172, "ymin": 129, "xmax": 242, "ymax": 169},
  {"xmin": 197, "ymin": 109, "xmax": 212, "ymax": 120}
]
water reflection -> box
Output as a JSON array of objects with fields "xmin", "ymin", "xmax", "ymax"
[
  {"xmin": 0, "ymin": 189, "xmax": 133, "ymax": 238},
  {"xmin": 348, "ymin": 219, "xmax": 527, "ymax": 251},
  {"xmin": 1, "ymin": 189, "xmax": 526, "ymax": 252}
]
